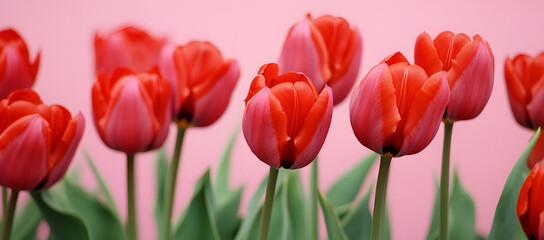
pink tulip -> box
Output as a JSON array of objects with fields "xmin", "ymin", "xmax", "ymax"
[
  {"xmin": 243, "ymin": 63, "xmax": 333, "ymax": 169},
  {"xmin": 0, "ymin": 89, "xmax": 84, "ymax": 190},
  {"xmin": 95, "ymin": 26, "xmax": 166, "ymax": 74},
  {"xmin": 350, "ymin": 52, "xmax": 450, "ymax": 157},
  {"xmin": 92, "ymin": 68, "xmax": 170, "ymax": 154},
  {"xmin": 159, "ymin": 41, "xmax": 240, "ymax": 127},
  {"xmin": 414, "ymin": 31, "xmax": 494, "ymax": 121},
  {"xmin": 279, "ymin": 14, "xmax": 362, "ymax": 105},
  {"xmin": 0, "ymin": 29, "xmax": 40, "ymax": 99}
]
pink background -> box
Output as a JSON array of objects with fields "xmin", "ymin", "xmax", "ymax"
[{"xmin": 2, "ymin": 1, "xmax": 544, "ymax": 239}]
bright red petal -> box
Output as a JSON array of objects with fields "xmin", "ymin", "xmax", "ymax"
[{"xmin": 414, "ymin": 32, "xmax": 443, "ymax": 76}]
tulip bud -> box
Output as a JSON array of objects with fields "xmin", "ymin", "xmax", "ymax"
[
  {"xmin": 350, "ymin": 52, "xmax": 450, "ymax": 157},
  {"xmin": 279, "ymin": 14, "xmax": 362, "ymax": 105},
  {"xmin": 0, "ymin": 29, "xmax": 40, "ymax": 99},
  {"xmin": 414, "ymin": 31, "xmax": 494, "ymax": 122},
  {"xmin": 0, "ymin": 89, "xmax": 84, "ymax": 190},
  {"xmin": 517, "ymin": 163, "xmax": 544, "ymax": 240},
  {"xmin": 94, "ymin": 26, "xmax": 166, "ymax": 74},
  {"xmin": 159, "ymin": 41, "xmax": 240, "ymax": 127},
  {"xmin": 92, "ymin": 68, "xmax": 170, "ymax": 154},
  {"xmin": 242, "ymin": 63, "xmax": 333, "ymax": 169},
  {"xmin": 505, "ymin": 52, "xmax": 544, "ymax": 168}
]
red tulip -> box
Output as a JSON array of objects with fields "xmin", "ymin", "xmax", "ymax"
[
  {"xmin": 242, "ymin": 63, "xmax": 333, "ymax": 169},
  {"xmin": 159, "ymin": 41, "xmax": 240, "ymax": 127},
  {"xmin": 518, "ymin": 162, "xmax": 544, "ymax": 240},
  {"xmin": 505, "ymin": 52, "xmax": 544, "ymax": 168},
  {"xmin": 92, "ymin": 68, "xmax": 170, "ymax": 154},
  {"xmin": 0, "ymin": 29, "xmax": 40, "ymax": 99},
  {"xmin": 95, "ymin": 26, "xmax": 166, "ymax": 74},
  {"xmin": 350, "ymin": 52, "xmax": 450, "ymax": 157},
  {"xmin": 414, "ymin": 31, "xmax": 494, "ymax": 121},
  {"xmin": 279, "ymin": 14, "xmax": 362, "ymax": 105},
  {"xmin": 0, "ymin": 89, "xmax": 84, "ymax": 190}
]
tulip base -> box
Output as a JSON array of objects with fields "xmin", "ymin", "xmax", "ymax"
[
  {"xmin": 371, "ymin": 155, "xmax": 392, "ymax": 240},
  {"xmin": 1, "ymin": 190, "xmax": 19, "ymax": 240},
  {"xmin": 259, "ymin": 167, "xmax": 279, "ymax": 240},
  {"xmin": 127, "ymin": 154, "xmax": 137, "ymax": 240},
  {"xmin": 440, "ymin": 122, "xmax": 453, "ymax": 240}
]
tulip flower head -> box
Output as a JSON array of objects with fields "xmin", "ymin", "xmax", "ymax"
[
  {"xmin": 414, "ymin": 31, "xmax": 494, "ymax": 122},
  {"xmin": 243, "ymin": 63, "xmax": 333, "ymax": 169},
  {"xmin": 0, "ymin": 89, "xmax": 85, "ymax": 190},
  {"xmin": 279, "ymin": 14, "xmax": 362, "ymax": 105},
  {"xmin": 0, "ymin": 29, "xmax": 40, "ymax": 99},
  {"xmin": 518, "ymin": 163, "xmax": 544, "ymax": 240},
  {"xmin": 505, "ymin": 52, "xmax": 544, "ymax": 168},
  {"xmin": 95, "ymin": 26, "xmax": 166, "ymax": 74},
  {"xmin": 92, "ymin": 68, "xmax": 170, "ymax": 155},
  {"xmin": 350, "ymin": 52, "xmax": 450, "ymax": 157},
  {"xmin": 160, "ymin": 41, "xmax": 240, "ymax": 127}
]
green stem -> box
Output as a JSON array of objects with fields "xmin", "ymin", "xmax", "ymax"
[
  {"xmin": 2, "ymin": 187, "xmax": 7, "ymax": 218},
  {"xmin": 309, "ymin": 159, "xmax": 318, "ymax": 240},
  {"xmin": 1, "ymin": 190, "xmax": 19, "ymax": 240},
  {"xmin": 162, "ymin": 127, "xmax": 187, "ymax": 240},
  {"xmin": 259, "ymin": 167, "xmax": 279, "ymax": 240},
  {"xmin": 440, "ymin": 122, "xmax": 453, "ymax": 240},
  {"xmin": 127, "ymin": 154, "xmax": 137, "ymax": 240},
  {"xmin": 371, "ymin": 155, "xmax": 392, "ymax": 240}
]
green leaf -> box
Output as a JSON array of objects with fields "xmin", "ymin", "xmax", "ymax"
[
  {"xmin": 426, "ymin": 180, "xmax": 440, "ymax": 240},
  {"xmin": 269, "ymin": 179, "xmax": 292, "ymax": 240},
  {"xmin": 215, "ymin": 125, "xmax": 240, "ymax": 198},
  {"xmin": 11, "ymin": 198, "xmax": 41, "ymax": 240},
  {"xmin": 174, "ymin": 170, "xmax": 220, "ymax": 240},
  {"xmin": 154, "ymin": 149, "xmax": 168, "ymax": 240},
  {"xmin": 488, "ymin": 128, "xmax": 540, "ymax": 240},
  {"xmin": 327, "ymin": 153, "xmax": 378, "ymax": 210},
  {"xmin": 30, "ymin": 191, "xmax": 91, "ymax": 240},
  {"xmin": 342, "ymin": 185, "xmax": 373, "ymax": 240},
  {"xmin": 285, "ymin": 171, "xmax": 307, "ymax": 240},
  {"xmin": 318, "ymin": 191, "xmax": 349, "ymax": 240},
  {"xmin": 216, "ymin": 186, "xmax": 244, "ymax": 240},
  {"xmin": 449, "ymin": 170, "xmax": 475, "ymax": 240},
  {"xmin": 85, "ymin": 152, "xmax": 119, "ymax": 216},
  {"xmin": 382, "ymin": 207, "xmax": 392, "ymax": 240}
]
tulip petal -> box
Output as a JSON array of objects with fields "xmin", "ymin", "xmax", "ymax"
[
  {"xmin": 159, "ymin": 43, "xmax": 181, "ymax": 116},
  {"xmin": 414, "ymin": 32, "xmax": 443, "ymax": 76},
  {"xmin": 349, "ymin": 63, "xmax": 400, "ymax": 154},
  {"xmin": 329, "ymin": 29, "xmax": 362, "ymax": 105},
  {"xmin": 48, "ymin": 105, "xmax": 71, "ymax": 151},
  {"xmin": 528, "ymin": 133, "xmax": 544, "ymax": 168},
  {"xmin": 432, "ymin": 32, "xmax": 471, "ymax": 71},
  {"xmin": 0, "ymin": 115, "xmax": 50, "ymax": 190},
  {"xmin": 0, "ymin": 46, "xmax": 35, "ymax": 98},
  {"xmin": 291, "ymin": 86, "xmax": 333, "ymax": 169},
  {"xmin": 528, "ymin": 78, "xmax": 544, "ymax": 128},
  {"xmin": 505, "ymin": 56, "xmax": 531, "ymax": 128},
  {"xmin": 43, "ymin": 112, "xmax": 85, "ymax": 189},
  {"xmin": 446, "ymin": 41, "xmax": 494, "ymax": 121},
  {"xmin": 398, "ymin": 72, "xmax": 449, "ymax": 156}
]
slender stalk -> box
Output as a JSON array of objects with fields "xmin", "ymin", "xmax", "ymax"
[
  {"xmin": 127, "ymin": 154, "xmax": 137, "ymax": 240},
  {"xmin": 1, "ymin": 190, "xmax": 19, "ymax": 240},
  {"xmin": 440, "ymin": 122, "xmax": 454, "ymax": 240},
  {"xmin": 259, "ymin": 167, "xmax": 279, "ymax": 240},
  {"xmin": 309, "ymin": 159, "xmax": 318, "ymax": 240},
  {"xmin": 2, "ymin": 187, "xmax": 7, "ymax": 218},
  {"xmin": 162, "ymin": 127, "xmax": 187, "ymax": 240},
  {"xmin": 371, "ymin": 155, "xmax": 392, "ymax": 240}
]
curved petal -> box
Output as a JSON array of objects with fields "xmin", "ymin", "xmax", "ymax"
[
  {"xmin": 0, "ymin": 45, "xmax": 35, "ymax": 99},
  {"xmin": 349, "ymin": 63, "xmax": 400, "ymax": 154},
  {"xmin": 0, "ymin": 114, "xmax": 50, "ymax": 190},
  {"xmin": 291, "ymin": 86, "xmax": 333, "ymax": 169},
  {"xmin": 414, "ymin": 32, "xmax": 443, "ymax": 76},
  {"xmin": 159, "ymin": 43, "xmax": 181, "ymax": 117},
  {"xmin": 446, "ymin": 41, "xmax": 494, "ymax": 121},
  {"xmin": 381, "ymin": 52, "xmax": 410, "ymax": 66},
  {"xmin": 505, "ymin": 56, "xmax": 531, "ymax": 128},
  {"xmin": 43, "ymin": 112, "xmax": 85, "ymax": 189},
  {"xmin": 528, "ymin": 133, "xmax": 544, "ymax": 168},
  {"xmin": 527, "ymin": 79, "xmax": 544, "ymax": 128},
  {"xmin": 329, "ymin": 28, "xmax": 362, "ymax": 105}
]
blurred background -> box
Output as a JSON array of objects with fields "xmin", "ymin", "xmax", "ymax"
[{"xmin": 1, "ymin": 0, "xmax": 543, "ymax": 239}]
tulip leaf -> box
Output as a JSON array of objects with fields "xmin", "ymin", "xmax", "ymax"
[
  {"xmin": 85, "ymin": 152, "xmax": 119, "ymax": 216},
  {"xmin": 216, "ymin": 185, "xmax": 243, "ymax": 240},
  {"xmin": 449, "ymin": 170, "xmax": 475, "ymax": 240},
  {"xmin": 30, "ymin": 190, "xmax": 91, "ymax": 240},
  {"xmin": 382, "ymin": 207, "xmax": 392, "ymax": 240},
  {"xmin": 488, "ymin": 128, "xmax": 540, "ymax": 240},
  {"xmin": 60, "ymin": 178, "xmax": 125, "ymax": 240},
  {"xmin": 215, "ymin": 124, "xmax": 240, "ymax": 198},
  {"xmin": 154, "ymin": 149, "xmax": 168, "ymax": 240},
  {"xmin": 426, "ymin": 179, "xmax": 440, "ymax": 240},
  {"xmin": 0, "ymin": 197, "xmax": 42, "ymax": 240},
  {"xmin": 285, "ymin": 171, "xmax": 308, "ymax": 240},
  {"xmin": 318, "ymin": 190, "xmax": 349, "ymax": 240},
  {"xmin": 342, "ymin": 184, "xmax": 373, "ymax": 240},
  {"xmin": 327, "ymin": 153, "xmax": 378, "ymax": 212},
  {"xmin": 174, "ymin": 170, "xmax": 220, "ymax": 240},
  {"xmin": 269, "ymin": 179, "xmax": 293, "ymax": 240}
]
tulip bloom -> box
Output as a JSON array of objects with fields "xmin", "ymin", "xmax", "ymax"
[
  {"xmin": 0, "ymin": 29, "xmax": 40, "ymax": 99},
  {"xmin": 279, "ymin": 14, "xmax": 362, "ymax": 105},
  {"xmin": 242, "ymin": 63, "xmax": 333, "ymax": 169},
  {"xmin": 95, "ymin": 26, "xmax": 166, "ymax": 74},
  {"xmin": 92, "ymin": 68, "xmax": 170, "ymax": 154},
  {"xmin": 0, "ymin": 89, "xmax": 84, "ymax": 190},
  {"xmin": 414, "ymin": 31, "xmax": 494, "ymax": 121},
  {"xmin": 505, "ymin": 52, "xmax": 544, "ymax": 168},
  {"xmin": 518, "ymin": 163, "xmax": 544, "ymax": 240},
  {"xmin": 159, "ymin": 41, "xmax": 240, "ymax": 127},
  {"xmin": 350, "ymin": 52, "xmax": 450, "ymax": 157}
]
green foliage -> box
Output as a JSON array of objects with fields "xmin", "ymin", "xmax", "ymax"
[
  {"xmin": 154, "ymin": 149, "xmax": 168, "ymax": 240},
  {"xmin": 318, "ymin": 191, "xmax": 349, "ymax": 240},
  {"xmin": 342, "ymin": 185, "xmax": 373, "ymax": 240},
  {"xmin": 449, "ymin": 170, "xmax": 476, "ymax": 240},
  {"xmin": 0, "ymin": 196, "xmax": 42, "ymax": 240}
]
